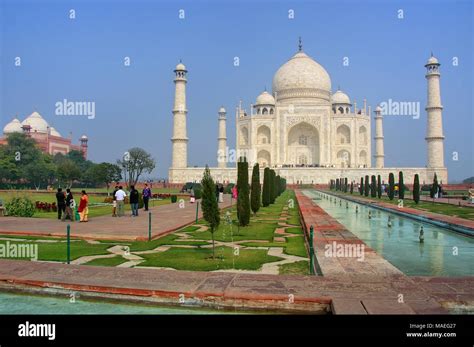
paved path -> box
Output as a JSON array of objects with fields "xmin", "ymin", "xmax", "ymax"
[
  {"xmin": 0, "ymin": 195, "xmax": 233, "ymax": 241},
  {"xmin": 1, "ymin": 259, "xmax": 472, "ymax": 314}
]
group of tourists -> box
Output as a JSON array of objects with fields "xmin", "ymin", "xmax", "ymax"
[
  {"xmin": 55, "ymin": 183, "xmax": 153, "ymax": 222},
  {"xmin": 55, "ymin": 188, "xmax": 89, "ymax": 222}
]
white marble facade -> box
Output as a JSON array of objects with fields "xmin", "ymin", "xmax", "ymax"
[{"xmin": 169, "ymin": 45, "xmax": 448, "ymax": 184}]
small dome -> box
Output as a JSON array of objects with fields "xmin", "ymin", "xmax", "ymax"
[
  {"xmin": 375, "ymin": 105, "xmax": 383, "ymax": 112},
  {"xmin": 175, "ymin": 62, "xmax": 186, "ymax": 71},
  {"xmin": 427, "ymin": 55, "xmax": 439, "ymax": 65},
  {"xmin": 81, "ymin": 135, "xmax": 88, "ymax": 140},
  {"xmin": 256, "ymin": 91, "xmax": 275, "ymax": 105},
  {"xmin": 49, "ymin": 127, "xmax": 62, "ymax": 137},
  {"xmin": 218, "ymin": 106, "xmax": 226, "ymax": 114},
  {"xmin": 331, "ymin": 90, "xmax": 351, "ymax": 105},
  {"xmin": 21, "ymin": 111, "xmax": 49, "ymax": 133},
  {"xmin": 3, "ymin": 118, "xmax": 23, "ymax": 134}
]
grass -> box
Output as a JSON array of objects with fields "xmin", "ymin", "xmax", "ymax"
[
  {"xmin": 240, "ymin": 235, "xmax": 307, "ymax": 257},
  {"xmin": 331, "ymin": 190, "xmax": 474, "ymax": 220},
  {"xmin": 128, "ymin": 234, "xmax": 209, "ymax": 252},
  {"xmin": 84, "ymin": 256, "xmax": 128, "ymax": 267},
  {"xmin": 0, "ymin": 239, "xmax": 112, "ymax": 262},
  {"xmin": 278, "ymin": 261, "xmax": 310, "ymax": 275},
  {"xmin": 139, "ymin": 246, "xmax": 283, "ymax": 271}
]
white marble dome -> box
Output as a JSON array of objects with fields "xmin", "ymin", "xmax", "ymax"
[
  {"xmin": 256, "ymin": 91, "xmax": 275, "ymax": 105},
  {"xmin": 175, "ymin": 62, "xmax": 186, "ymax": 71},
  {"xmin": 49, "ymin": 127, "xmax": 62, "ymax": 137},
  {"xmin": 331, "ymin": 90, "xmax": 351, "ymax": 105},
  {"xmin": 3, "ymin": 118, "xmax": 23, "ymax": 134},
  {"xmin": 427, "ymin": 55, "xmax": 439, "ymax": 65},
  {"xmin": 218, "ymin": 106, "xmax": 226, "ymax": 114},
  {"xmin": 21, "ymin": 112, "xmax": 49, "ymax": 133},
  {"xmin": 272, "ymin": 51, "xmax": 331, "ymax": 97}
]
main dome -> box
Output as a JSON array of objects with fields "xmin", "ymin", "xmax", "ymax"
[
  {"xmin": 21, "ymin": 112, "xmax": 49, "ymax": 133},
  {"xmin": 272, "ymin": 51, "xmax": 331, "ymax": 101}
]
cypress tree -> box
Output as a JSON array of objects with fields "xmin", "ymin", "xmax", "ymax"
[
  {"xmin": 377, "ymin": 175, "xmax": 382, "ymax": 199},
  {"xmin": 430, "ymin": 173, "xmax": 439, "ymax": 199},
  {"xmin": 399, "ymin": 171, "xmax": 405, "ymax": 200},
  {"xmin": 413, "ymin": 174, "xmax": 420, "ymax": 204},
  {"xmin": 201, "ymin": 166, "xmax": 220, "ymax": 259},
  {"xmin": 370, "ymin": 175, "xmax": 377, "ymax": 197},
  {"xmin": 364, "ymin": 175, "xmax": 370, "ymax": 197},
  {"xmin": 237, "ymin": 157, "xmax": 250, "ymax": 226},
  {"xmin": 250, "ymin": 163, "xmax": 261, "ymax": 216},
  {"xmin": 360, "ymin": 177, "xmax": 364, "ymax": 195},
  {"xmin": 270, "ymin": 170, "xmax": 277, "ymax": 203},
  {"xmin": 344, "ymin": 177, "xmax": 348, "ymax": 192},
  {"xmin": 388, "ymin": 173, "xmax": 395, "ymax": 200},
  {"xmin": 262, "ymin": 167, "xmax": 271, "ymax": 207},
  {"xmin": 350, "ymin": 181, "xmax": 354, "ymax": 194},
  {"xmin": 276, "ymin": 175, "xmax": 281, "ymax": 196}
]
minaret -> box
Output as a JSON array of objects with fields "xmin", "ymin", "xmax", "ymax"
[
  {"xmin": 373, "ymin": 106, "xmax": 384, "ymax": 168},
  {"xmin": 217, "ymin": 106, "xmax": 227, "ymax": 168},
  {"xmin": 80, "ymin": 135, "xmax": 88, "ymax": 159},
  {"xmin": 425, "ymin": 54, "xmax": 445, "ymax": 168},
  {"xmin": 171, "ymin": 61, "xmax": 188, "ymax": 168}
]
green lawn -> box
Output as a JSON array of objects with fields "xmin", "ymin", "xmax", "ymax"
[
  {"xmin": 240, "ymin": 235, "xmax": 307, "ymax": 257},
  {"xmin": 139, "ymin": 246, "xmax": 283, "ymax": 271},
  {"xmin": 330, "ymin": 190, "xmax": 474, "ymax": 220},
  {"xmin": 278, "ymin": 261, "xmax": 310, "ymax": 275},
  {"xmin": 84, "ymin": 256, "xmax": 128, "ymax": 267}
]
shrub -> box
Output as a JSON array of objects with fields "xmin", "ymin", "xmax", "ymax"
[
  {"xmin": 262, "ymin": 168, "xmax": 271, "ymax": 207},
  {"xmin": 370, "ymin": 175, "xmax": 376, "ymax": 197},
  {"xmin": 237, "ymin": 157, "xmax": 250, "ymax": 226},
  {"xmin": 359, "ymin": 177, "xmax": 364, "ymax": 195},
  {"xmin": 171, "ymin": 195, "xmax": 177, "ymax": 203},
  {"xmin": 377, "ymin": 175, "xmax": 382, "ymax": 199},
  {"xmin": 194, "ymin": 187, "xmax": 203, "ymax": 199},
  {"xmin": 224, "ymin": 183, "xmax": 235, "ymax": 194},
  {"xmin": 250, "ymin": 163, "xmax": 261, "ymax": 216},
  {"xmin": 413, "ymin": 174, "xmax": 420, "ymax": 204},
  {"xmin": 364, "ymin": 175, "xmax": 370, "ymax": 197},
  {"xmin": 398, "ymin": 171, "xmax": 405, "ymax": 199},
  {"xmin": 388, "ymin": 173, "xmax": 395, "ymax": 200},
  {"xmin": 6, "ymin": 196, "xmax": 35, "ymax": 217}
]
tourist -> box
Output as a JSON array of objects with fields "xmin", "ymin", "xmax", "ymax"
[
  {"xmin": 142, "ymin": 183, "xmax": 152, "ymax": 211},
  {"xmin": 62, "ymin": 189, "xmax": 75, "ymax": 222},
  {"xmin": 215, "ymin": 183, "xmax": 219, "ymax": 202},
  {"xmin": 115, "ymin": 186, "xmax": 127, "ymax": 217},
  {"xmin": 78, "ymin": 190, "xmax": 89, "ymax": 222},
  {"xmin": 55, "ymin": 188, "xmax": 66, "ymax": 220},
  {"xmin": 190, "ymin": 187, "xmax": 196, "ymax": 203},
  {"xmin": 112, "ymin": 185, "xmax": 119, "ymax": 217},
  {"xmin": 129, "ymin": 185, "xmax": 139, "ymax": 217},
  {"xmin": 219, "ymin": 184, "xmax": 224, "ymax": 203},
  {"xmin": 231, "ymin": 185, "xmax": 238, "ymax": 200}
]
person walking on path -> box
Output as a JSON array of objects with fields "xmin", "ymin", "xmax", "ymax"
[
  {"xmin": 112, "ymin": 185, "xmax": 119, "ymax": 217},
  {"xmin": 129, "ymin": 185, "xmax": 139, "ymax": 217},
  {"xmin": 56, "ymin": 188, "xmax": 66, "ymax": 220},
  {"xmin": 62, "ymin": 189, "xmax": 75, "ymax": 222},
  {"xmin": 115, "ymin": 186, "xmax": 127, "ymax": 217},
  {"xmin": 231, "ymin": 185, "xmax": 238, "ymax": 200},
  {"xmin": 219, "ymin": 184, "xmax": 224, "ymax": 203},
  {"xmin": 78, "ymin": 190, "xmax": 89, "ymax": 222},
  {"xmin": 142, "ymin": 183, "xmax": 152, "ymax": 211}
]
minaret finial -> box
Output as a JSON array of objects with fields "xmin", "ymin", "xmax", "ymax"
[
  {"xmin": 430, "ymin": 51, "xmax": 433, "ymax": 57},
  {"xmin": 298, "ymin": 36, "xmax": 303, "ymax": 52}
]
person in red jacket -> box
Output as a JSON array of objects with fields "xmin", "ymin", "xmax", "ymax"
[{"xmin": 78, "ymin": 190, "xmax": 89, "ymax": 222}]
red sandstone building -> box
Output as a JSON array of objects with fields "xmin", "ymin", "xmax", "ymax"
[{"xmin": 1, "ymin": 111, "xmax": 88, "ymax": 158}]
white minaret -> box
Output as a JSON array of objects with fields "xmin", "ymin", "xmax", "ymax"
[
  {"xmin": 425, "ymin": 54, "xmax": 445, "ymax": 168},
  {"xmin": 373, "ymin": 106, "xmax": 385, "ymax": 168},
  {"xmin": 171, "ymin": 61, "xmax": 188, "ymax": 168},
  {"xmin": 217, "ymin": 106, "xmax": 227, "ymax": 168}
]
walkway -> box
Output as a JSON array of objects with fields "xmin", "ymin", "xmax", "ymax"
[
  {"xmin": 1, "ymin": 259, "xmax": 471, "ymax": 314},
  {"xmin": 0, "ymin": 196, "xmax": 233, "ymax": 241}
]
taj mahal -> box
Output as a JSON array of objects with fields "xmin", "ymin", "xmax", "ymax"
[{"xmin": 168, "ymin": 41, "xmax": 448, "ymax": 185}]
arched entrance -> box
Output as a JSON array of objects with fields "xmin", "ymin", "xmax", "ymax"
[{"xmin": 287, "ymin": 122, "xmax": 319, "ymax": 165}]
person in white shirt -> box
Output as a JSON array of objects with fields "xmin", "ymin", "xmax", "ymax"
[{"xmin": 115, "ymin": 186, "xmax": 127, "ymax": 217}]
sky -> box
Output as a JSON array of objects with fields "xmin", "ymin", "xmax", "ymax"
[{"xmin": 0, "ymin": 0, "xmax": 473, "ymax": 182}]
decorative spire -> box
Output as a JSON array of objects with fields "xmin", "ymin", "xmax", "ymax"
[{"xmin": 298, "ymin": 36, "xmax": 303, "ymax": 52}]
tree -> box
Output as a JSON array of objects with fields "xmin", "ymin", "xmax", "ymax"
[
  {"xmin": 2, "ymin": 132, "xmax": 42, "ymax": 182},
  {"xmin": 413, "ymin": 174, "xmax": 420, "ymax": 204},
  {"xmin": 344, "ymin": 178, "xmax": 348, "ymax": 193},
  {"xmin": 57, "ymin": 159, "xmax": 81, "ymax": 188},
  {"xmin": 360, "ymin": 177, "xmax": 364, "ymax": 195},
  {"xmin": 23, "ymin": 154, "xmax": 55, "ymax": 190},
  {"xmin": 200, "ymin": 166, "xmax": 220, "ymax": 259},
  {"xmin": 250, "ymin": 163, "xmax": 261, "ymax": 216},
  {"xmin": 350, "ymin": 181, "xmax": 354, "ymax": 194},
  {"xmin": 370, "ymin": 175, "xmax": 376, "ymax": 197},
  {"xmin": 269, "ymin": 170, "xmax": 276, "ymax": 204},
  {"xmin": 430, "ymin": 173, "xmax": 439, "ymax": 199},
  {"xmin": 388, "ymin": 173, "xmax": 395, "ymax": 200},
  {"xmin": 398, "ymin": 171, "xmax": 405, "ymax": 200},
  {"xmin": 117, "ymin": 147, "xmax": 155, "ymax": 188},
  {"xmin": 276, "ymin": 175, "xmax": 281, "ymax": 196},
  {"xmin": 237, "ymin": 158, "xmax": 250, "ymax": 226},
  {"xmin": 377, "ymin": 175, "xmax": 382, "ymax": 199},
  {"xmin": 90, "ymin": 162, "xmax": 122, "ymax": 194},
  {"xmin": 364, "ymin": 175, "xmax": 370, "ymax": 197},
  {"xmin": 262, "ymin": 167, "xmax": 271, "ymax": 207}
]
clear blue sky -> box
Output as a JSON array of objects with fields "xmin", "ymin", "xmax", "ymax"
[{"xmin": 1, "ymin": 0, "xmax": 472, "ymax": 182}]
